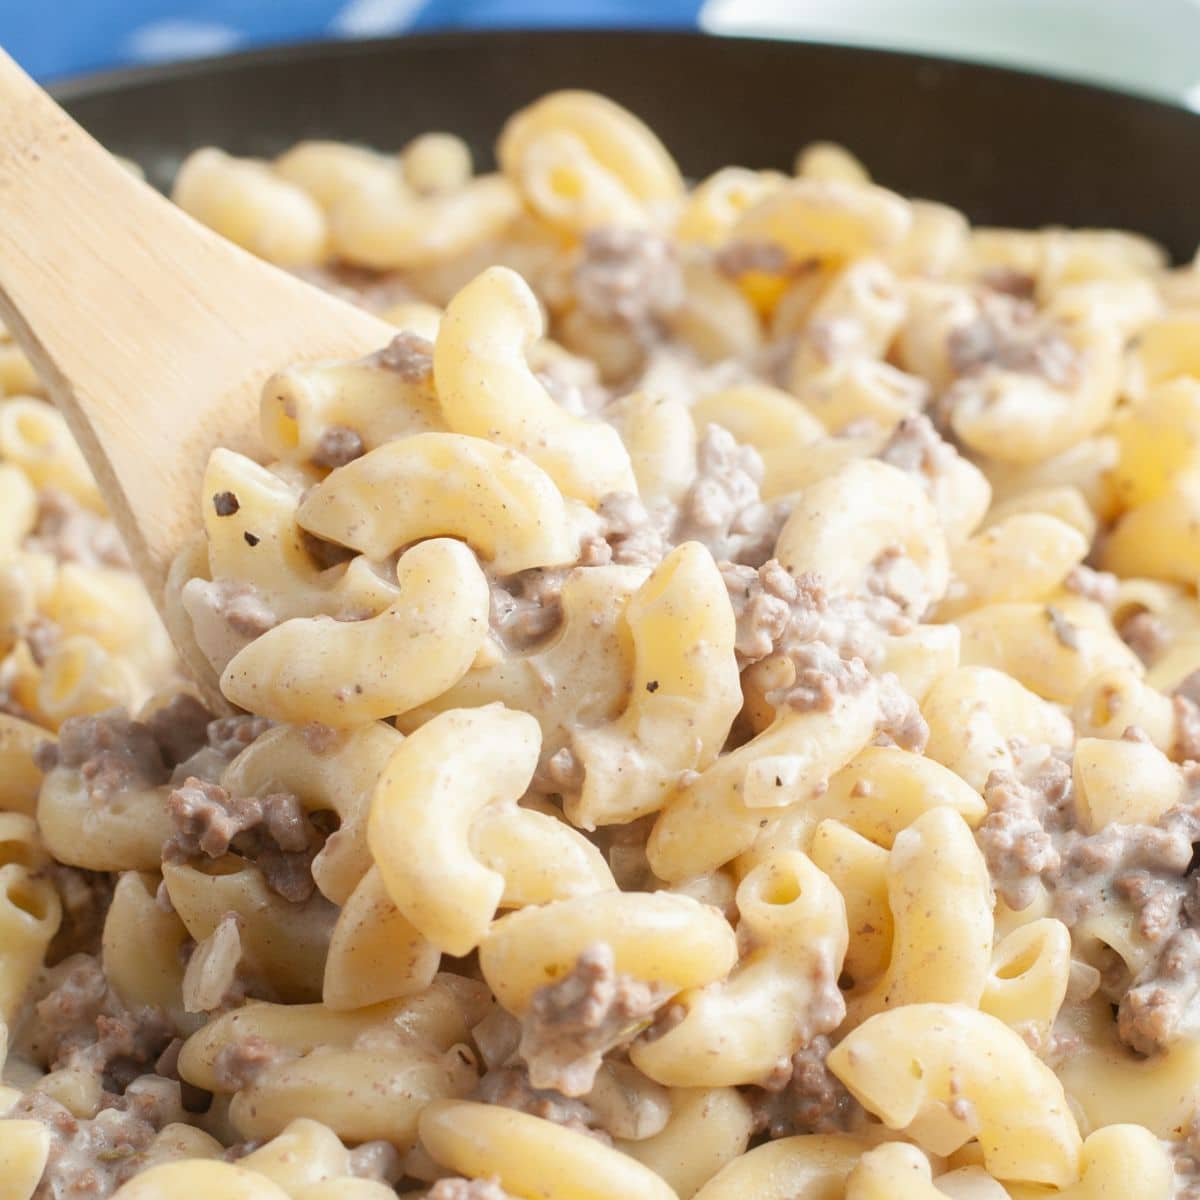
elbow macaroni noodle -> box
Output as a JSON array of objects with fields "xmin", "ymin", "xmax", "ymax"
[{"xmin": 2, "ymin": 87, "xmax": 1199, "ymax": 1200}]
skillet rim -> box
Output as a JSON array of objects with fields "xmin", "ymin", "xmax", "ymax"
[
  {"xmin": 43, "ymin": 28, "xmax": 1200, "ymax": 262},
  {"xmin": 46, "ymin": 26, "xmax": 1197, "ymax": 120}
]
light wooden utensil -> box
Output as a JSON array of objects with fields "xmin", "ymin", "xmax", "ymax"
[{"xmin": 0, "ymin": 49, "xmax": 395, "ymax": 647}]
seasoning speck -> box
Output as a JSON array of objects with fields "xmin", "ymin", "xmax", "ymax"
[{"xmin": 213, "ymin": 491, "xmax": 239, "ymax": 516}]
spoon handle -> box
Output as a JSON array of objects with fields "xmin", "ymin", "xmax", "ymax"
[{"xmin": 0, "ymin": 48, "xmax": 276, "ymax": 595}]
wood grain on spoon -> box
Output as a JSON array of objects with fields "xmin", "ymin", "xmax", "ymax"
[{"xmin": 0, "ymin": 48, "xmax": 396, "ymax": 624}]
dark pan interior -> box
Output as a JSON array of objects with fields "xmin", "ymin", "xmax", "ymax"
[{"xmin": 54, "ymin": 30, "xmax": 1200, "ymax": 261}]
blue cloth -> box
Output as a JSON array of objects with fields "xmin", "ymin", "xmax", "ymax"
[{"xmin": 4, "ymin": 0, "xmax": 706, "ymax": 82}]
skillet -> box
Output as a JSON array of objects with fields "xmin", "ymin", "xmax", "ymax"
[{"xmin": 49, "ymin": 30, "xmax": 1200, "ymax": 262}]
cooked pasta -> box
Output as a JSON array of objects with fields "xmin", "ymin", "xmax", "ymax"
[{"xmin": 0, "ymin": 87, "xmax": 1198, "ymax": 1200}]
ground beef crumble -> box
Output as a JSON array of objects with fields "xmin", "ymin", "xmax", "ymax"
[
  {"xmin": 42, "ymin": 865, "xmax": 115, "ymax": 964},
  {"xmin": 672, "ymin": 426, "xmax": 786, "ymax": 568},
  {"xmin": 576, "ymin": 425, "xmax": 788, "ymax": 573},
  {"xmin": 204, "ymin": 714, "xmax": 272, "ymax": 762},
  {"xmin": 765, "ymin": 640, "xmax": 872, "ymax": 714},
  {"xmin": 936, "ymin": 293, "xmax": 1083, "ymax": 432},
  {"xmin": 143, "ymin": 694, "xmax": 212, "ymax": 768},
  {"xmin": 210, "ymin": 1034, "xmax": 288, "ymax": 1091},
  {"xmin": 23, "ymin": 487, "xmax": 131, "ymax": 570},
  {"xmin": 35, "ymin": 705, "xmax": 268, "ymax": 804},
  {"xmin": 4, "ymin": 1087, "xmax": 175, "ymax": 1200},
  {"xmin": 165, "ymin": 779, "xmax": 322, "ymax": 903},
  {"xmin": 573, "ymin": 228, "xmax": 684, "ymax": 336},
  {"xmin": 977, "ymin": 747, "xmax": 1200, "ymax": 1054},
  {"xmin": 945, "ymin": 292, "xmax": 1081, "ymax": 388},
  {"xmin": 720, "ymin": 559, "xmax": 803, "ymax": 666},
  {"xmin": 1118, "ymin": 927, "xmax": 1200, "ymax": 1056},
  {"xmin": 488, "ymin": 569, "xmax": 568, "ymax": 652},
  {"xmin": 745, "ymin": 1036, "xmax": 861, "ymax": 1138},
  {"xmin": 877, "ymin": 413, "xmax": 957, "ymax": 484},
  {"xmin": 35, "ymin": 711, "xmax": 171, "ymax": 804},
  {"xmin": 310, "ymin": 425, "xmax": 366, "ymax": 470},
  {"xmin": 473, "ymin": 1064, "xmax": 601, "ymax": 1139},
  {"xmin": 374, "ymin": 330, "xmax": 435, "ymax": 380},
  {"xmin": 30, "ymin": 954, "xmax": 176, "ymax": 1091},
  {"xmin": 875, "ymin": 674, "xmax": 930, "ymax": 752},
  {"xmin": 975, "ymin": 746, "xmax": 1074, "ymax": 912},
  {"xmin": 517, "ymin": 943, "xmax": 670, "ymax": 1098},
  {"xmin": 579, "ymin": 493, "xmax": 672, "ymax": 569},
  {"xmin": 300, "ymin": 721, "xmax": 340, "ymax": 755},
  {"xmin": 723, "ymin": 560, "xmax": 911, "ymax": 673},
  {"xmin": 1121, "ymin": 610, "xmax": 1171, "ymax": 664}
]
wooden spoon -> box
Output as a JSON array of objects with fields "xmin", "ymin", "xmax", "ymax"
[{"xmin": 0, "ymin": 49, "xmax": 395, "ymax": 655}]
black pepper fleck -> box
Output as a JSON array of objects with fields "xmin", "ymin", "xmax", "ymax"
[
  {"xmin": 243, "ymin": 532, "xmax": 260, "ymax": 547},
  {"xmin": 646, "ymin": 680, "xmax": 660, "ymax": 693},
  {"xmin": 213, "ymin": 491, "xmax": 239, "ymax": 516}
]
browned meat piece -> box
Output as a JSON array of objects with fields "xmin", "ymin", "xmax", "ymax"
[
  {"xmin": 42, "ymin": 866, "xmax": 115, "ymax": 964},
  {"xmin": 975, "ymin": 749, "xmax": 1073, "ymax": 911},
  {"xmin": 301, "ymin": 721, "xmax": 340, "ymax": 755},
  {"xmin": 1120, "ymin": 610, "xmax": 1171, "ymax": 664},
  {"xmin": 474, "ymin": 1064, "xmax": 597, "ymax": 1136},
  {"xmin": 765, "ymin": 640, "xmax": 871, "ymax": 714},
  {"xmin": 877, "ymin": 414, "xmax": 957, "ymax": 482},
  {"xmin": 1118, "ymin": 928, "xmax": 1200, "ymax": 1056},
  {"xmin": 489, "ymin": 569, "xmax": 568, "ymax": 652},
  {"xmin": 144, "ymin": 694, "xmax": 213, "ymax": 768},
  {"xmin": 165, "ymin": 778, "xmax": 263, "ymax": 860},
  {"xmin": 585, "ymin": 493, "xmax": 672, "ymax": 568},
  {"xmin": 720, "ymin": 559, "xmax": 800, "ymax": 665},
  {"xmin": 875, "ymin": 675, "xmax": 930, "ymax": 753},
  {"xmin": 165, "ymin": 779, "xmax": 320, "ymax": 903},
  {"xmin": 205, "ymin": 714, "xmax": 272, "ymax": 761},
  {"xmin": 1054, "ymin": 806, "xmax": 1198, "ymax": 933},
  {"xmin": 24, "ymin": 487, "xmax": 131, "ymax": 569},
  {"xmin": 518, "ymin": 943, "xmax": 669, "ymax": 1097},
  {"xmin": 32, "ymin": 955, "xmax": 175, "ymax": 1091},
  {"xmin": 35, "ymin": 711, "xmax": 168, "ymax": 803},
  {"xmin": 210, "ymin": 1034, "xmax": 286, "ymax": 1091},
  {"xmin": 946, "ymin": 293, "xmax": 1080, "ymax": 387},
  {"xmin": 747, "ymin": 1036, "xmax": 861, "ymax": 1138},
  {"xmin": 311, "ymin": 425, "xmax": 366, "ymax": 470},
  {"xmin": 673, "ymin": 426, "xmax": 784, "ymax": 568},
  {"xmin": 7, "ymin": 1090, "xmax": 163, "ymax": 1200},
  {"xmin": 375, "ymin": 330, "xmax": 434, "ymax": 380},
  {"xmin": 218, "ymin": 581, "xmax": 278, "ymax": 639},
  {"xmin": 573, "ymin": 228, "xmax": 684, "ymax": 333}
]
